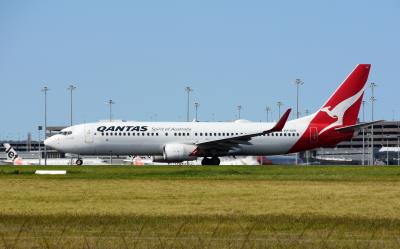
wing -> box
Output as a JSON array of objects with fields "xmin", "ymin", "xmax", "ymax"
[{"xmin": 190, "ymin": 108, "xmax": 291, "ymax": 156}]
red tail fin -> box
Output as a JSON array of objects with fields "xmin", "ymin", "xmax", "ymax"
[
  {"xmin": 315, "ymin": 64, "xmax": 370, "ymax": 134},
  {"xmin": 288, "ymin": 64, "xmax": 371, "ymax": 153}
]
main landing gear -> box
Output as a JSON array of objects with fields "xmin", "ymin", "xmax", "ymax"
[
  {"xmin": 201, "ymin": 157, "xmax": 220, "ymax": 165},
  {"xmin": 75, "ymin": 159, "xmax": 83, "ymax": 166}
]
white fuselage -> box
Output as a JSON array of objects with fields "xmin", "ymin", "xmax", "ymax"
[{"xmin": 45, "ymin": 116, "xmax": 313, "ymax": 156}]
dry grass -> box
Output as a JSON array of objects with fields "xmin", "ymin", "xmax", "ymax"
[
  {"xmin": 1, "ymin": 179, "xmax": 400, "ymax": 218},
  {"xmin": 0, "ymin": 214, "xmax": 400, "ymax": 249}
]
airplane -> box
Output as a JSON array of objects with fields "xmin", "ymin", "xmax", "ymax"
[
  {"xmin": 45, "ymin": 64, "xmax": 381, "ymax": 165},
  {"xmin": 2, "ymin": 143, "xmax": 108, "ymax": 165}
]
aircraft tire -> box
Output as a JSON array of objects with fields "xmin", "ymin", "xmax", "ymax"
[
  {"xmin": 201, "ymin": 157, "xmax": 211, "ymax": 165},
  {"xmin": 201, "ymin": 157, "xmax": 220, "ymax": 165},
  {"xmin": 211, "ymin": 157, "xmax": 220, "ymax": 165},
  {"xmin": 76, "ymin": 159, "xmax": 83, "ymax": 166}
]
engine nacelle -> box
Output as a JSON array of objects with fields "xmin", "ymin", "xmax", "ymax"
[{"xmin": 153, "ymin": 144, "xmax": 197, "ymax": 163}]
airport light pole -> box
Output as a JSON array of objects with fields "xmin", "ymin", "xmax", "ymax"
[
  {"xmin": 294, "ymin": 79, "xmax": 304, "ymax": 118},
  {"xmin": 362, "ymin": 100, "xmax": 366, "ymax": 165},
  {"xmin": 107, "ymin": 100, "xmax": 115, "ymax": 122},
  {"xmin": 38, "ymin": 126, "xmax": 42, "ymax": 165},
  {"xmin": 294, "ymin": 79, "xmax": 303, "ymax": 166},
  {"xmin": 277, "ymin": 101, "xmax": 283, "ymax": 119},
  {"xmin": 41, "ymin": 86, "xmax": 49, "ymax": 166},
  {"xmin": 237, "ymin": 105, "xmax": 242, "ymax": 119},
  {"xmin": 266, "ymin": 106, "xmax": 271, "ymax": 122},
  {"xmin": 370, "ymin": 82, "xmax": 377, "ymax": 165},
  {"xmin": 185, "ymin": 86, "xmax": 193, "ymax": 122},
  {"xmin": 107, "ymin": 99, "xmax": 115, "ymax": 164},
  {"xmin": 194, "ymin": 102, "xmax": 200, "ymax": 121},
  {"xmin": 67, "ymin": 85, "xmax": 76, "ymax": 126}
]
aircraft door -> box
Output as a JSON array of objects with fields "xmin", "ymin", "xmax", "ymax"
[
  {"xmin": 84, "ymin": 125, "xmax": 94, "ymax": 144},
  {"xmin": 309, "ymin": 127, "xmax": 318, "ymax": 144}
]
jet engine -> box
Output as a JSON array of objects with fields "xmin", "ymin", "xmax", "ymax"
[{"xmin": 153, "ymin": 143, "xmax": 197, "ymax": 163}]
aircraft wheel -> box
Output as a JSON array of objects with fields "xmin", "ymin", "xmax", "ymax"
[
  {"xmin": 201, "ymin": 157, "xmax": 211, "ymax": 165},
  {"xmin": 211, "ymin": 157, "xmax": 220, "ymax": 165},
  {"xmin": 76, "ymin": 159, "xmax": 83, "ymax": 166},
  {"xmin": 201, "ymin": 157, "xmax": 220, "ymax": 165}
]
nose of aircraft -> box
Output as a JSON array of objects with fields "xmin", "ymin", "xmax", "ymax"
[{"xmin": 44, "ymin": 136, "xmax": 56, "ymax": 149}]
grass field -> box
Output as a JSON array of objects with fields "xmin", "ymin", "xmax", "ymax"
[{"xmin": 1, "ymin": 165, "xmax": 400, "ymax": 248}]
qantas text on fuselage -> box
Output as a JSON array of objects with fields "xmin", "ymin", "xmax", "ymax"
[{"xmin": 45, "ymin": 64, "xmax": 380, "ymax": 165}]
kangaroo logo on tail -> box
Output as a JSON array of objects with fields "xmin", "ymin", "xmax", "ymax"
[{"xmin": 318, "ymin": 85, "xmax": 365, "ymax": 135}]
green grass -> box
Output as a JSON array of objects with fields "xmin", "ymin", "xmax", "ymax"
[
  {"xmin": 1, "ymin": 165, "xmax": 400, "ymax": 181},
  {"xmin": 0, "ymin": 165, "xmax": 400, "ymax": 248}
]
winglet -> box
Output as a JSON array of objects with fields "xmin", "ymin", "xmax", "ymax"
[{"xmin": 265, "ymin": 108, "xmax": 291, "ymax": 133}]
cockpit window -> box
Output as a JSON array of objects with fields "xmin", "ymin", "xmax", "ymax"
[{"xmin": 61, "ymin": 131, "xmax": 73, "ymax": 136}]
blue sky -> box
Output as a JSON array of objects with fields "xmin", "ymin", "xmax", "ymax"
[{"xmin": 0, "ymin": 0, "xmax": 399, "ymax": 140}]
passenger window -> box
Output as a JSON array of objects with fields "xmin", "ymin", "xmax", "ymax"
[
  {"xmin": 214, "ymin": 133, "xmax": 217, "ymax": 136},
  {"xmin": 187, "ymin": 133, "xmax": 189, "ymax": 136},
  {"xmin": 156, "ymin": 133, "xmax": 159, "ymax": 136},
  {"xmin": 195, "ymin": 133, "xmax": 198, "ymax": 136},
  {"xmin": 151, "ymin": 133, "xmax": 154, "ymax": 136},
  {"xmin": 165, "ymin": 133, "xmax": 168, "ymax": 136},
  {"xmin": 142, "ymin": 133, "xmax": 145, "ymax": 136},
  {"xmin": 182, "ymin": 133, "xmax": 185, "ymax": 136},
  {"xmin": 200, "ymin": 133, "xmax": 203, "ymax": 136}
]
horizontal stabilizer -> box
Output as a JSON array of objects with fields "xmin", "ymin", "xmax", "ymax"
[{"xmin": 334, "ymin": 120, "xmax": 384, "ymax": 133}]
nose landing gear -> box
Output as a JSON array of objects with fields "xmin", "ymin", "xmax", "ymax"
[{"xmin": 201, "ymin": 157, "xmax": 220, "ymax": 165}]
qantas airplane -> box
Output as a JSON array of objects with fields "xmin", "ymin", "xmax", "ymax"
[{"xmin": 45, "ymin": 64, "xmax": 380, "ymax": 165}]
